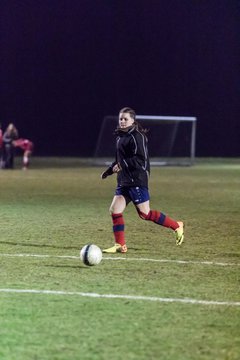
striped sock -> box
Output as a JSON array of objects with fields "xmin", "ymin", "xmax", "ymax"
[
  {"xmin": 137, "ymin": 209, "xmax": 179, "ymax": 230},
  {"xmin": 112, "ymin": 213, "xmax": 125, "ymax": 246}
]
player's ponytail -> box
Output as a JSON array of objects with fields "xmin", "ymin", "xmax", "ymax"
[{"xmin": 134, "ymin": 120, "xmax": 148, "ymax": 134}]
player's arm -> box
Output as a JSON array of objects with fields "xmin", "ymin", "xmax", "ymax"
[{"xmin": 101, "ymin": 161, "xmax": 118, "ymax": 179}]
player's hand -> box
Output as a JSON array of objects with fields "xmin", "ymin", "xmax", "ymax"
[{"xmin": 113, "ymin": 163, "xmax": 121, "ymax": 173}]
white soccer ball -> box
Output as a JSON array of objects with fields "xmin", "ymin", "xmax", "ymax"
[{"xmin": 80, "ymin": 244, "xmax": 102, "ymax": 266}]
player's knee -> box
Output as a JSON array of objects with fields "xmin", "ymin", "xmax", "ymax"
[
  {"xmin": 109, "ymin": 206, "xmax": 119, "ymax": 215},
  {"xmin": 137, "ymin": 208, "xmax": 149, "ymax": 220}
]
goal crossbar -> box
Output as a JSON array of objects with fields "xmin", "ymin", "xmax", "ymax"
[
  {"xmin": 136, "ymin": 115, "xmax": 197, "ymax": 165},
  {"xmin": 137, "ymin": 115, "xmax": 197, "ymax": 122},
  {"xmin": 94, "ymin": 115, "xmax": 197, "ymax": 166}
]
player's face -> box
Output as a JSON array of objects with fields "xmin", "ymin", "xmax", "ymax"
[{"xmin": 119, "ymin": 112, "xmax": 134, "ymax": 129}]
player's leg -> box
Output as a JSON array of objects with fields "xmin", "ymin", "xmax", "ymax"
[
  {"xmin": 109, "ymin": 194, "xmax": 127, "ymax": 214},
  {"xmin": 4, "ymin": 144, "xmax": 13, "ymax": 169},
  {"xmin": 23, "ymin": 150, "xmax": 31, "ymax": 170},
  {"xmin": 103, "ymin": 195, "xmax": 128, "ymax": 253},
  {"xmin": 135, "ymin": 199, "xmax": 184, "ymax": 246}
]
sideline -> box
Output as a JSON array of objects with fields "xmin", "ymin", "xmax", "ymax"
[
  {"xmin": 0, "ymin": 288, "xmax": 239, "ymax": 307},
  {"xmin": 0, "ymin": 252, "xmax": 239, "ymax": 267}
]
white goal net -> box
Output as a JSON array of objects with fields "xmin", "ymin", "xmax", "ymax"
[{"xmin": 94, "ymin": 115, "xmax": 197, "ymax": 166}]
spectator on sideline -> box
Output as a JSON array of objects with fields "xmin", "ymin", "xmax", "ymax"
[
  {"xmin": 101, "ymin": 107, "xmax": 184, "ymax": 254},
  {"xmin": 13, "ymin": 138, "xmax": 34, "ymax": 170},
  {"xmin": 2, "ymin": 123, "xmax": 18, "ymax": 169}
]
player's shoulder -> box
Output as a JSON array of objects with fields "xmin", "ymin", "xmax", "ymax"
[{"xmin": 132, "ymin": 128, "xmax": 147, "ymax": 140}]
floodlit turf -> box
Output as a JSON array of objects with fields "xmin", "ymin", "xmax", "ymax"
[{"xmin": 0, "ymin": 157, "xmax": 239, "ymax": 360}]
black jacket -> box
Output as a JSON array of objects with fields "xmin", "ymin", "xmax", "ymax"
[{"xmin": 107, "ymin": 126, "xmax": 150, "ymax": 187}]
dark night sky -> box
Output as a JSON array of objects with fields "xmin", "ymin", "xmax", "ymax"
[{"xmin": 1, "ymin": 0, "xmax": 240, "ymax": 157}]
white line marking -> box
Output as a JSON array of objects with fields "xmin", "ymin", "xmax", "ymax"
[
  {"xmin": 104, "ymin": 257, "xmax": 240, "ymax": 267},
  {"xmin": 0, "ymin": 288, "xmax": 239, "ymax": 307},
  {"xmin": 0, "ymin": 253, "xmax": 239, "ymax": 267}
]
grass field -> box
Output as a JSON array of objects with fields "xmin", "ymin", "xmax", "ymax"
[{"xmin": 0, "ymin": 157, "xmax": 239, "ymax": 360}]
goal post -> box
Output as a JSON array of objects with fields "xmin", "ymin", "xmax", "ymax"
[{"xmin": 93, "ymin": 114, "xmax": 197, "ymax": 166}]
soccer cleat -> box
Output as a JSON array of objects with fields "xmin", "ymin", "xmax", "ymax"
[
  {"xmin": 175, "ymin": 221, "xmax": 184, "ymax": 246},
  {"xmin": 102, "ymin": 243, "xmax": 128, "ymax": 254}
]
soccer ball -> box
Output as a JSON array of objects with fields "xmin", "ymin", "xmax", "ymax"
[{"xmin": 80, "ymin": 244, "xmax": 102, "ymax": 266}]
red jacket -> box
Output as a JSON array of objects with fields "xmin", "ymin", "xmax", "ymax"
[{"xmin": 14, "ymin": 138, "xmax": 34, "ymax": 151}]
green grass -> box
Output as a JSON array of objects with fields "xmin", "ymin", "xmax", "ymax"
[{"xmin": 0, "ymin": 158, "xmax": 240, "ymax": 360}]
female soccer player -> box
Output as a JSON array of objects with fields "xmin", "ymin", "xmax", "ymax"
[
  {"xmin": 2, "ymin": 123, "xmax": 18, "ymax": 169},
  {"xmin": 101, "ymin": 107, "xmax": 184, "ymax": 253},
  {"xmin": 13, "ymin": 138, "xmax": 34, "ymax": 170}
]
